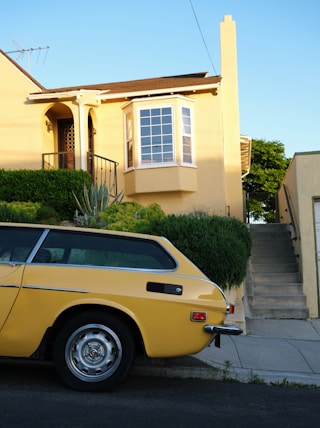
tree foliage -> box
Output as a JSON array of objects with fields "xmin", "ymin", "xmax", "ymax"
[{"xmin": 243, "ymin": 139, "xmax": 290, "ymax": 222}]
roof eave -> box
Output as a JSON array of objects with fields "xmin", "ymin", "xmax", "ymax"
[
  {"xmin": 98, "ymin": 83, "xmax": 220, "ymax": 100},
  {"xmin": 28, "ymin": 82, "xmax": 220, "ymax": 102}
]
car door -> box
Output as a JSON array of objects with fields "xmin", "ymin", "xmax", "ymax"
[{"xmin": 0, "ymin": 225, "xmax": 44, "ymax": 330}]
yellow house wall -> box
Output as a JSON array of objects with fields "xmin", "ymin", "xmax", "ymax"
[
  {"xmin": 0, "ymin": 53, "xmax": 45, "ymax": 169},
  {"xmin": 0, "ymin": 15, "xmax": 243, "ymax": 221},
  {"xmin": 95, "ymin": 91, "xmax": 229, "ymax": 216},
  {"xmin": 279, "ymin": 153, "xmax": 320, "ymax": 317}
]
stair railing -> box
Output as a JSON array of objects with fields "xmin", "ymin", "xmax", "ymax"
[{"xmin": 283, "ymin": 184, "xmax": 300, "ymax": 241}]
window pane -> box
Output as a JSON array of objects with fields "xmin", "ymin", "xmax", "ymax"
[
  {"xmin": 162, "ymin": 115, "xmax": 172, "ymax": 124},
  {"xmin": 140, "ymin": 109, "xmax": 150, "ymax": 117},
  {"xmin": 139, "ymin": 107, "xmax": 173, "ymax": 165},
  {"xmin": 141, "ymin": 136, "xmax": 151, "ymax": 146},
  {"xmin": 162, "ymin": 107, "xmax": 171, "ymax": 115},
  {"xmin": 141, "ymin": 117, "xmax": 150, "ymax": 126},
  {"xmin": 152, "ymin": 125, "xmax": 161, "ymax": 135},
  {"xmin": 141, "ymin": 126, "xmax": 151, "ymax": 136},
  {"xmin": 141, "ymin": 146, "xmax": 150, "ymax": 154},
  {"xmin": 162, "ymin": 124, "xmax": 172, "ymax": 134},
  {"xmin": 151, "ymin": 116, "xmax": 161, "ymax": 125},
  {"xmin": 182, "ymin": 108, "xmax": 192, "ymax": 164},
  {"xmin": 152, "ymin": 135, "xmax": 161, "ymax": 145},
  {"xmin": 163, "ymin": 135, "xmax": 172, "ymax": 144},
  {"xmin": 39, "ymin": 230, "xmax": 176, "ymax": 270},
  {"xmin": 0, "ymin": 227, "xmax": 43, "ymax": 262},
  {"xmin": 151, "ymin": 108, "xmax": 161, "ymax": 116},
  {"xmin": 163, "ymin": 144, "xmax": 173, "ymax": 152}
]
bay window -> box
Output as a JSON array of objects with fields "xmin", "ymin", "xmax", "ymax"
[{"xmin": 124, "ymin": 97, "xmax": 194, "ymax": 170}]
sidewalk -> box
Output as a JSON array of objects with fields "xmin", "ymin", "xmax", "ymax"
[{"xmin": 133, "ymin": 319, "xmax": 320, "ymax": 387}]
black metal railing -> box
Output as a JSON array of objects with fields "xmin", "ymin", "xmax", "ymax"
[
  {"xmin": 42, "ymin": 151, "xmax": 75, "ymax": 170},
  {"xmin": 42, "ymin": 151, "xmax": 118, "ymax": 197},
  {"xmin": 87, "ymin": 152, "xmax": 118, "ymax": 196},
  {"xmin": 283, "ymin": 184, "xmax": 299, "ymax": 241}
]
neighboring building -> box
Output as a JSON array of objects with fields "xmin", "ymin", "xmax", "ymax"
[
  {"xmin": 278, "ymin": 152, "xmax": 320, "ymax": 317},
  {"xmin": 0, "ymin": 15, "xmax": 250, "ymax": 219}
]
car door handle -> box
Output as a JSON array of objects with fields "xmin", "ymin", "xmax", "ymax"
[{"xmin": 146, "ymin": 282, "xmax": 183, "ymax": 295}]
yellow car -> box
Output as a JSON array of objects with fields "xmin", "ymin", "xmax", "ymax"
[{"xmin": 0, "ymin": 222, "xmax": 241, "ymax": 391}]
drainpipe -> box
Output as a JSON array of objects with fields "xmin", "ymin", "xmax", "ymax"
[{"xmin": 77, "ymin": 93, "xmax": 86, "ymax": 170}]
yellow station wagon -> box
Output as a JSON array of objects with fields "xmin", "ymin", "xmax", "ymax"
[{"xmin": 0, "ymin": 223, "xmax": 241, "ymax": 391}]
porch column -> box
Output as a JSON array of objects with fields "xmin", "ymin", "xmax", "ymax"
[{"xmin": 76, "ymin": 94, "xmax": 87, "ymax": 170}]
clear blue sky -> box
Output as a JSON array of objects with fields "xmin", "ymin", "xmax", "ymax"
[{"xmin": 1, "ymin": 0, "xmax": 319, "ymax": 157}]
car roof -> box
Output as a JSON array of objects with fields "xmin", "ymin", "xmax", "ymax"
[{"xmin": 0, "ymin": 222, "xmax": 164, "ymax": 242}]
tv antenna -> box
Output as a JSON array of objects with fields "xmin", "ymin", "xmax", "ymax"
[{"xmin": 5, "ymin": 44, "xmax": 49, "ymax": 73}]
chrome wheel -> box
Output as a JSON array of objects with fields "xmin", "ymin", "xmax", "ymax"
[
  {"xmin": 65, "ymin": 323, "xmax": 122, "ymax": 382},
  {"xmin": 53, "ymin": 312, "xmax": 136, "ymax": 391}
]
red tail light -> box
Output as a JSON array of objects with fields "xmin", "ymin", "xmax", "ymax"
[
  {"xmin": 226, "ymin": 302, "xmax": 235, "ymax": 314},
  {"xmin": 190, "ymin": 311, "xmax": 207, "ymax": 322}
]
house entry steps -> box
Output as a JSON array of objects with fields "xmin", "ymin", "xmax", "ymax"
[{"xmin": 245, "ymin": 223, "xmax": 309, "ymax": 320}]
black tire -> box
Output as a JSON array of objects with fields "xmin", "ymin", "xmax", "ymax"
[{"xmin": 52, "ymin": 311, "xmax": 135, "ymax": 392}]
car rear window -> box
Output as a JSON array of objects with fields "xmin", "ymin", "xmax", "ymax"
[
  {"xmin": 0, "ymin": 226, "xmax": 43, "ymax": 262},
  {"xmin": 36, "ymin": 230, "xmax": 177, "ymax": 270}
]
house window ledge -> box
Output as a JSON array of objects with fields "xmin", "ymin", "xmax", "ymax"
[{"xmin": 124, "ymin": 165, "xmax": 197, "ymax": 195}]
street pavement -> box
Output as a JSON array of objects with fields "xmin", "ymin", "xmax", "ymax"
[{"xmin": 133, "ymin": 318, "xmax": 320, "ymax": 387}]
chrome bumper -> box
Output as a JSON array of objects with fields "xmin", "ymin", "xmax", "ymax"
[{"xmin": 204, "ymin": 324, "xmax": 243, "ymax": 335}]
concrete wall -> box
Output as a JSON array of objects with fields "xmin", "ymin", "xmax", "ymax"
[{"xmin": 279, "ymin": 152, "xmax": 320, "ymax": 317}]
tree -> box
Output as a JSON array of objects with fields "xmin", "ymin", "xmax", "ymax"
[{"xmin": 243, "ymin": 139, "xmax": 290, "ymax": 222}]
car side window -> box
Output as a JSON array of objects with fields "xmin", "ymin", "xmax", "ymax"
[
  {"xmin": 39, "ymin": 230, "xmax": 177, "ymax": 270},
  {"xmin": 0, "ymin": 226, "xmax": 43, "ymax": 262}
]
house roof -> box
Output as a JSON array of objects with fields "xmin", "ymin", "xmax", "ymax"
[
  {"xmin": 28, "ymin": 72, "xmax": 221, "ymax": 101},
  {"xmin": 2, "ymin": 49, "xmax": 220, "ymax": 99}
]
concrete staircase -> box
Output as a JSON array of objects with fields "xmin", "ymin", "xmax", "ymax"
[{"xmin": 245, "ymin": 223, "xmax": 309, "ymax": 319}]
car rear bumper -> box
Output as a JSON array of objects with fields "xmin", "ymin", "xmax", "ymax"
[{"xmin": 204, "ymin": 324, "xmax": 243, "ymax": 335}]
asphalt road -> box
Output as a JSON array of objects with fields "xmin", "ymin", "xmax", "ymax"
[{"xmin": 0, "ymin": 358, "xmax": 320, "ymax": 427}]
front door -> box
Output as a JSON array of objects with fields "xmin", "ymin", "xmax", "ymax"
[{"xmin": 58, "ymin": 119, "xmax": 75, "ymax": 169}]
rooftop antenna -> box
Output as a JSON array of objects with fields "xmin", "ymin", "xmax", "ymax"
[{"xmin": 5, "ymin": 44, "xmax": 49, "ymax": 73}]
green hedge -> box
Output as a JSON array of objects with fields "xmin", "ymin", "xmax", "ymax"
[
  {"xmin": 101, "ymin": 205, "xmax": 251, "ymax": 290},
  {"xmin": 149, "ymin": 212, "xmax": 252, "ymax": 290},
  {"xmin": 0, "ymin": 169, "xmax": 91, "ymax": 219}
]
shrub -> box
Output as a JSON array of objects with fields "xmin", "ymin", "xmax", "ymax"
[
  {"xmin": 0, "ymin": 169, "xmax": 91, "ymax": 219},
  {"xmin": 36, "ymin": 205, "xmax": 61, "ymax": 225},
  {"xmin": 0, "ymin": 201, "xmax": 61, "ymax": 225},
  {"xmin": 101, "ymin": 202, "xmax": 166, "ymax": 233},
  {"xmin": 149, "ymin": 212, "xmax": 251, "ymax": 290},
  {"xmin": 0, "ymin": 202, "xmax": 37, "ymax": 223}
]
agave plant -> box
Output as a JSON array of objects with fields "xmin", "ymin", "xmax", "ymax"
[{"xmin": 72, "ymin": 183, "xmax": 123, "ymax": 227}]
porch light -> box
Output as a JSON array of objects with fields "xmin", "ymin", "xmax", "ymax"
[{"xmin": 46, "ymin": 120, "xmax": 53, "ymax": 131}]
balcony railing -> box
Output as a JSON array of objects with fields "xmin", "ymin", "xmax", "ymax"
[
  {"xmin": 42, "ymin": 151, "xmax": 118, "ymax": 196},
  {"xmin": 42, "ymin": 151, "xmax": 75, "ymax": 171},
  {"xmin": 87, "ymin": 152, "xmax": 118, "ymax": 196}
]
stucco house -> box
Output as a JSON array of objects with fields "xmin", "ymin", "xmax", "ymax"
[
  {"xmin": 0, "ymin": 15, "xmax": 251, "ymax": 220},
  {"xmin": 278, "ymin": 152, "xmax": 320, "ymax": 318}
]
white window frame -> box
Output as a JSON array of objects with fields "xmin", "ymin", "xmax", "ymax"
[
  {"xmin": 137, "ymin": 104, "xmax": 176, "ymax": 168},
  {"xmin": 124, "ymin": 109, "xmax": 134, "ymax": 170},
  {"xmin": 180, "ymin": 105, "xmax": 194, "ymax": 166}
]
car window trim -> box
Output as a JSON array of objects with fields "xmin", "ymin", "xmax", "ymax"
[{"xmin": 26, "ymin": 229, "xmax": 50, "ymax": 263}]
